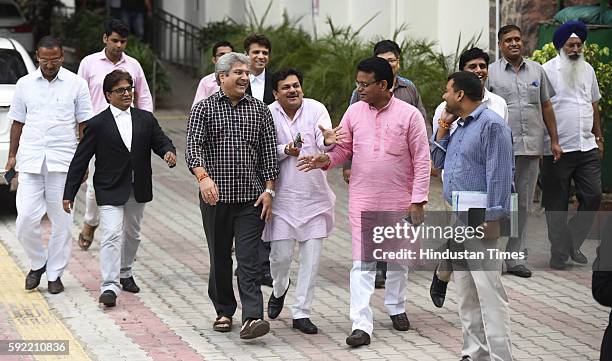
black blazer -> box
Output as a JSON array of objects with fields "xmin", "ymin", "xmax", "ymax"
[
  {"xmin": 64, "ymin": 107, "xmax": 175, "ymax": 206},
  {"xmin": 246, "ymin": 69, "xmax": 275, "ymax": 105}
]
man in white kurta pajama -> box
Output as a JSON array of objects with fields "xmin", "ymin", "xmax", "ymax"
[
  {"xmin": 6, "ymin": 36, "xmax": 93, "ymax": 294},
  {"xmin": 263, "ymin": 69, "xmax": 336, "ymax": 334}
]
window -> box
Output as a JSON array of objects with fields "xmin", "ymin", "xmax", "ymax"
[
  {"xmin": 0, "ymin": 49, "xmax": 27, "ymax": 84},
  {"xmin": 0, "ymin": 4, "xmax": 21, "ymax": 18}
]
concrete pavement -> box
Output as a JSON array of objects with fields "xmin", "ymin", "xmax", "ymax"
[{"xmin": 0, "ymin": 112, "xmax": 607, "ymax": 361}]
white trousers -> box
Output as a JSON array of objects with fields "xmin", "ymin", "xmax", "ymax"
[
  {"xmin": 98, "ymin": 192, "xmax": 145, "ymax": 294},
  {"xmin": 16, "ymin": 161, "xmax": 73, "ymax": 282},
  {"xmin": 269, "ymin": 238, "xmax": 322, "ymax": 319},
  {"xmin": 83, "ymin": 157, "xmax": 100, "ymax": 227},
  {"xmin": 455, "ymin": 268, "xmax": 513, "ymax": 361},
  {"xmin": 350, "ymin": 261, "xmax": 408, "ymax": 335}
]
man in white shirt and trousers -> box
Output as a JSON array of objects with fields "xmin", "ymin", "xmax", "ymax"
[
  {"xmin": 5, "ymin": 36, "xmax": 93, "ymax": 294},
  {"xmin": 541, "ymin": 20, "xmax": 603, "ymax": 270}
]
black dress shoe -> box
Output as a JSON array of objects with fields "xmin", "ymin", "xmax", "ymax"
[
  {"xmin": 390, "ymin": 312, "xmax": 410, "ymax": 331},
  {"xmin": 430, "ymin": 269, "xmax": 448, "ymax": 308},
  {"xmin": 346, "ymin": 329, "xmax": 370, "ymax": 347},
  {"xmin": 460, "ymin": 356, "xmax": 471, "ymax": 361},
  {"xmin": 506, "ymin": 264, "xmax": 532, "ymax": 278},
  {"xmin": 292, "ymin": 318, "xmax": 318, "ymax": 334},
  {"xmin": 48, "ymin": 278, "xmax": 64, "ymax": 294},
  {"xmin": 99, "ymin": 290, "xmax": 117, "ymax": 307},
  {"xmin": 120, "ymin": 276, "xmax": 140, "ymax": 293},
  {"xmin": 261, "ymin": 273, "xmax": 273, "ymax": 287},
  {"xmin": 25, "ymin": 264, "xmax": 46, "ymax": 290},
  {"xmin": 374, "ymin": 269, "xmax": 386, "ymax": 289},
  {"xmin": 268, "ymin": 279, "xmax": 290, "ymax": 319},
  {"xmin": 570, "ymin": 248, "xmax": 588, "ymax": 264}
]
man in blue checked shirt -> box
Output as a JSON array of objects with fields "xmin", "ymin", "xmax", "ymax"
[{"xmin": 431, "ymin": 71, "xmax": 514, "ymax": 361}]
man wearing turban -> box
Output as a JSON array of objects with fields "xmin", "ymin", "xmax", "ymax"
[{"xmin": 542, "ymin": 20, "xmax": 603, "ymax": 270}]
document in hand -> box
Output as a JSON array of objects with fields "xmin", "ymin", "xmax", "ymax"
[{"xmin": 451, "ymin": 191, "xmax": 518, "ymax": 237}]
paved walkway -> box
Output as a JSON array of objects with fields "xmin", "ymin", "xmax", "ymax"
[{"xmin": 0, "ymin": 113, "xmax": 608, "ymax": 361}]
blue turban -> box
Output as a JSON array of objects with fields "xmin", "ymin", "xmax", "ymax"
[{"xmin": 553, "ymin": 20, "xmax": 587, "ymax": 49}]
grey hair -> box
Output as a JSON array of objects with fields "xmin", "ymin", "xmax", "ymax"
[{"xmin": 215, "ymin": 52, "xmax": 251, "ymax": 81}]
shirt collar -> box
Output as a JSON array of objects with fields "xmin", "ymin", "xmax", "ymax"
[
  {"xmin": 98, "ymin": 49, "xmax": 126, "ymax": 64},
  {"xmin": 249, "ymin": 69, "xmax": 266, "ymax": 82},
  {"xmin": 367, "ymin": 95, "xmax": 395, "ymax": 112},
  {"xmin": 217, "ymin": 89, "xmax": 252, "ymax": 105},
  {"xmin": 110, "ymin": 104, "xmax": 131, "ymax": 117},
  {"xmin": 501, "ymin": 56, "xmax": 526, "ymax": 71},
  {"xmin": 457, "ymin": 103, "xmax": 487, "ymax": 127},
  {"xmin": 34, "ymin": 67, "xmax": 66, "ymax": 82},
  {"xmin": 272, "ymin": 100, "xmax": 304, "ymax": 123},
  {"xmin": 395, "ymin": 76, "xmax": 410, "ymax": 89}
]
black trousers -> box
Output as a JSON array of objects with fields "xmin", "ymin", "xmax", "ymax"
[
  {"xmin": 542, "ymin": 149, "xmax": 601, "ymax": 263},
  {"xmin": 200, "ymin": 199, "xmax": 265, "ymax": 323},
  {"xmin": 259, "ymin": 238, "xmax": 271, "ymax": 276}
]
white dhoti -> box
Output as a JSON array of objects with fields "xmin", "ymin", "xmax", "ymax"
[
  {"xmin": 16, "ymin": 161, "xmax": 73, "ymax": 282},
  {"xmin": 349, "ymin": 261, "xmax": 408, "ymax": 335},
  {"xmin": 269, "ymin": 238, "xmax": 322, "ymax": 319},
  {"xmin": 83, "ymin": 157, "xmax": 100, "ymax": 227}
]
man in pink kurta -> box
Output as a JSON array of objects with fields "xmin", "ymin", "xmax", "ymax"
[
  {"xmin": 76, "ymin": 19, "xmax": 153, "ymax": 253},
  {"xmin": 192, "ymin": 41, "xmax": 234, "ymax": 108},
  {"xmin": 299, "ymin": 57, "xmax": 430, "ymax": 347},
  {"xmin": 262, "ymin": 69, "xmax": 336, "ymax": 335}
]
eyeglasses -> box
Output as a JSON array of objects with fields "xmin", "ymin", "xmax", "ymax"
[
  {"xmin": 355, "ymin": 80, "xmax": 379, "ymax": 89},
  {"xmin": 38, "ymin": 58, "xmax": 62, "ymax": 66},
  {"xmin": 110, "ymin": 86, "xmax": 135, "ymax": 95}
]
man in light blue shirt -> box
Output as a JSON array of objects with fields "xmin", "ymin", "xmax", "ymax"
[{"xmin": 431, "ymin": 71, "xmax": 514, "ymax": 361}]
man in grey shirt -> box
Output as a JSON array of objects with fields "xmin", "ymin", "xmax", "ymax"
[{"xmin": 487, "ymin": 25, "xmax": 562, "ymax": 278}]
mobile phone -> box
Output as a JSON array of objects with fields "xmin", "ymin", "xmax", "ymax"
[
  {"xmin": 293, "ymin": 132, "xmax": 303, "ymax": 148},
  {"xmin": 3, "ymin": 168, "xmax": 16, "ymax": 184}
]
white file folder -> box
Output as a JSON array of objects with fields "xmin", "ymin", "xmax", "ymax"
[{"xmin": 451, "ymin": 191, "xmax": 518, "ymax": 237}]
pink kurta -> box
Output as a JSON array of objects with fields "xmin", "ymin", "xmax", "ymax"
[
  {"xmin": 78, "ymin": 49, "xmax": 153, "ymax": 114},
  {"xmin": 192, "ymin": 73, "xmax": 219, "ymax": 108},
  {"xmin": 327, "ymin": 96, "xmax": 431, "ymax": 259},
  {"xmin": 262, "ymin": 98, "xmax": 336, "ymax": 242}
]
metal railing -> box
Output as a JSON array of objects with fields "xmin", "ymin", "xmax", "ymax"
[{"xmin": 150, "ymin": 8, "xmax": 202, "ymax": 76}]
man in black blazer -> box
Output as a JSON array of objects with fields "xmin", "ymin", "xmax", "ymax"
[
  {"xmin": 244, "ymin": 34, "xmax": 275, "ymax": 106},
  {"xmin": 63, "ymin": 69, "xmax": 176, "ymax": 307},
  {"xmin": 243, "ymin": 34, "xmax": 275, "ymax": 286}
]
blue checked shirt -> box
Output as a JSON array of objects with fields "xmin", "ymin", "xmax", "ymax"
[{"xmin": 431, "ymin": 104, "xmax": 514, "ymax": 221}]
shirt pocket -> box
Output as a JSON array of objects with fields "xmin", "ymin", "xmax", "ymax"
[
  {"xmin": 527, "ymin": 84, "xmax": 540, "ymax": 104},
  {"xmin": 54, "ymin": 99, "xmax": 76, "ymax": 120},
  {"xmin": 385, "ymin": 125, "xmax": 408, "ymax": 156}
]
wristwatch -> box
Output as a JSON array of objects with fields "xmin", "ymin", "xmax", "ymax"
[{"xmin": 264, "ymin": 188, "xmax": 276, "ymax": 198}]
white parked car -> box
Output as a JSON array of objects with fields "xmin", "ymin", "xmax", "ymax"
[
  {"xmin": 0, "ymin": 0, "xmax": 33, "ymax": 53},
  {"xmin": 0, "ymin": 37, "xmax": 35, "ymax": 192}
]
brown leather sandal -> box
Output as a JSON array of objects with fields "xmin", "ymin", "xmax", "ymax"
[
  {"xmin": 213, "ymin": 316, "xmax": 232, "ymax": 332},
  {"xmin": 78, "ymin": 225, "xmax": 97, "ymax": 250}
]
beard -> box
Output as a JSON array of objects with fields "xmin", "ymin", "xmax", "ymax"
[{"xmin": 559, "ymin": 50, "xmax": 587, "ymax": 90}]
